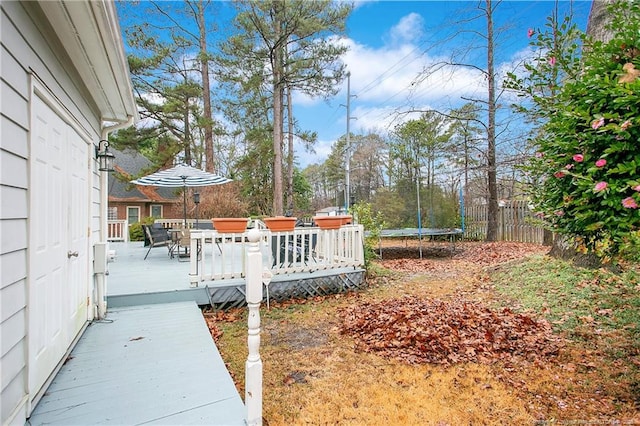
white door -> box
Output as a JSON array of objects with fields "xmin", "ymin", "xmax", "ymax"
[{"xmin": 28, "ymin": 92, "xmax": 90, "ymax": 406}]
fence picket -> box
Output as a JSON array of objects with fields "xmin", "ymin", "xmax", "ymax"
[{"xmin": 464, "ymin": 200, "xmax": 545, "ymax": 244}]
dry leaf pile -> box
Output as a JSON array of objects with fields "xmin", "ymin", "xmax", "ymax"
[
  {"xmin": 451, "ymin": 242, "xmax": 549, "ymax": 265},
  {"xmin": 339, "ymin": 296, "xmax": 561, "ymax": 366},
  {"xmin": 379, "ymin": 241, "xmax": 548, "ymax": 272}
]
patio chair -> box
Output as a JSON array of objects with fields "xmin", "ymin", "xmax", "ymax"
[
  {"xmin": 194, "ymin": 222, "xmax": 214, "ymax": 230},
  {"xmin": 176, "ymin": 228, "xmax": 202, "ymax": 261},
  {"xmin": 142, "ymin": 225, "xmax": 171, "ymax": 260},
  {"xmin": 193, "ymin": 221, "xmax": 218, "ymax": 249},
  {"xmin": 304, "ymin": 233, "xmax": 318, "ymax": 265},
  {"xmin": 176, "ymin": 228, "xmax": 191, "ymax": 261}
]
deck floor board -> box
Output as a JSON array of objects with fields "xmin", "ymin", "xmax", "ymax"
[{"xmin": 28, "ymin": 302, "xmax": 245, "ymax": 425}]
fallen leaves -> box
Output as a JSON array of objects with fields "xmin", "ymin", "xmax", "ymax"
[
  {"xmin": 379, "ymin": 242, "xmax": 548, "ymax": 272},
  {"xmin": 339, "ymin": 296, "xmax": 561, "ymax": 366},
  {"xmin": 203, "ymin": 312, "xmax": 224, "ymax": 341},
  {"xmin": 452, "ymin": 242, "xmax": 549, "ymax": 265}
]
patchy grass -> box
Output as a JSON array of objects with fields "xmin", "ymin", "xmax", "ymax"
[
  {"xmin": 491, "ymin": 255, "xmax": 640, "ymax": 421},
  {"xmin": 210, "ymin": 242, "xmax": 640, "ymax": 424},
  {"xmin": 492, "ymin": 255, "xmax": 640, "ymax": 346}
]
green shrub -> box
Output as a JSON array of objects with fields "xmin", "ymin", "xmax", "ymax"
[
  {"xmin": 507, "ymin": 0, "xmax": 640, "ymax": 261},
  {"xmin": 128, "ymin": 217, "xmax": 155, "ymax": 242},
  {"xmin": 351, "ymin": 202, "xmax": 386, "ymax": 269}
]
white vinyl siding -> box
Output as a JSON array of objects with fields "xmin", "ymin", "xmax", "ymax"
[
  {"xmin": 0, "ymin": 2, "xmax": 103, "ymax": 423},
  {"xmin": 1, "ymin": 9, "xmax": 30, "ymax": 420}
]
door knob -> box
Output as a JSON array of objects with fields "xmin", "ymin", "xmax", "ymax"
[{"xmin": 67, "ymin": 251, "xmax": 79, "ymax": 258}]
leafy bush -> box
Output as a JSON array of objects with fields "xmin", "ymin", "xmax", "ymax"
[
  {"xmin": 128, "ymin": 216, "xmax": 155, "ymax": 242},
  {"xmin": 195, "ymin": 183, "xmax": 249, "ymax": 219},
  {"xmin": 351, "ymin": 202, "xmax": 386, "ymax": 269},
  {"xmin": 507, "ymin": 0, "xmax": 640, "ymax": 261}
]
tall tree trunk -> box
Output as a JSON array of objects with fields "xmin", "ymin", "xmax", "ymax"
[
  {"xmin": 184, "ymin": 95, "xmax": 192, "ymax": 165},
  {"xmin": 485, "ymin": 0, "xmax": 499, "ymax": 242},
  {"xmin": 464, "ymin": 133, "xmax": 470, "ymax": 206},
  {"xmin": 271, "ymin": 1, "xmax": 284, "ymax": 215},
  {"xmin": 586, "ymin": 0, "xmax": 615, "ymax": 43},
  {"xmin": 196, "ymin": 0, "xmax": 215, "ymax": 172},
  {"xmin": 286, "ymin": 84, "xmax": 294, "ymax": 214}
]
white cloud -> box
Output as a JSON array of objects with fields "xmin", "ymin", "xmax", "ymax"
[
  {"xmin": 329, "ymin": 36, "xmax": 487, "ymax": 123},
  {"xmin": 387, "ymin": 12, "xmax": 424, "ymax": 45}
]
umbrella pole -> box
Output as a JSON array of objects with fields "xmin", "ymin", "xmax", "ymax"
[{"xmin": 182, "ymin": 182, "xmax": 187, "ymax": 228}]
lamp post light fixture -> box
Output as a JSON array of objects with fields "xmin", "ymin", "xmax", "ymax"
[
  {"xmin": 193, "ymin": 191, "xmax": 201, "ymax": 228},
  {"xmin": 96, "ymin": 139, "xmax": 115, "ymax": 172}
]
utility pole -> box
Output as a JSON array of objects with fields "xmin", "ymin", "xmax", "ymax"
[{"xmin": 344, "ymin": 71, "xmax": 355, "ymax": 212}]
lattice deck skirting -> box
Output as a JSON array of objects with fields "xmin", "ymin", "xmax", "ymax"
[{"xmin": 205, "ymin": 269, "xmax": 366, "ymax": 310}]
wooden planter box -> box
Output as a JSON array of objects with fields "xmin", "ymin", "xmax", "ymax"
[
  {"xmin": 263, "ymin": 216, "xmax": 297, "ymax": 232},
  {"xmin": 313, "ymin": 215, "xmax": 352, "ymax": 230},
  {"xmin": 211, "ymin": 218, "xmax": 249, "ymax": 233}
]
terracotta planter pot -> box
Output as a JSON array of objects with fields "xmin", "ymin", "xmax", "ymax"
[
  {"xmin": 211, "ymin": 218, "xmax": 248, "ymax": 233},
  {"xmin": 313, "ymin": 215, "xmax": 352, "ymax": 230},
  {"xmin": 339, "ymin": 215, "xmax": 353, "ymax": 225},
  {"xmin": 264, "ymin": 216, "xmax": 297, "ymax": 232}
]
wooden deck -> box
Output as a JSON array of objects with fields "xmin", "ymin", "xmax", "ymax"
[
  {"xmin": 28, "ymin": 235, "xmax": 365, "ymax": 424},
  {"xmin": 27, "ymin": 302, "xmax": 246, "ymax": 425},
  {"xmin": 106, "ymin": 241, "xmax": 366, "ymax": 309}
]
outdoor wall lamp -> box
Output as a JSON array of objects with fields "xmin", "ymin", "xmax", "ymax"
[{"xmin": 95, "ymin": 139, "xmax": 115, "ymax": 172}]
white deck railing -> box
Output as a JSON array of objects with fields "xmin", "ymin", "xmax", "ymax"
[
  {"xmin": 107, "ymin": 220, "xmax": 129, "ymax": 242},
  {"xmin": 188, "ymin": 224, "xmax": 365, "ymax": 286}
]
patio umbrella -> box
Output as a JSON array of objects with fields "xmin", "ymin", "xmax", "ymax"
[{"xmin": 130, "ymin": 164, "xmax": 232, "ymax": 226}]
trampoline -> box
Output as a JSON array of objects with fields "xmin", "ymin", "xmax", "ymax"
[
  {"xmin": 372, "ymin": 188, "xmax": 467, "ymax": 259},
  {"xmin": 376, "ymin": 227, "xmax": 464, "ymax": 259}
]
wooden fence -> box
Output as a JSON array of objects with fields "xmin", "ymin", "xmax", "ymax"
[{"xmin": 464, "ymin": 200, "xmax": 545, "ymax": 244}]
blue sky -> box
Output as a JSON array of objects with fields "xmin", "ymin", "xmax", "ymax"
[
  {"xmin": 294, "ymin": 0, "xmax": 593, "ymax": 167},
  {"xmin": 117, "ymin": 1, "xmax": 593, "ymax": 168}
]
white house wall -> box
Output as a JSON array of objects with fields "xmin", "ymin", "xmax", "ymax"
[{"xmin": 0, "ymin": 1, "xmax": 106, "ymax": 424}]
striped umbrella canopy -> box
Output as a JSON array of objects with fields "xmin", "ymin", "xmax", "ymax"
[
  {"xmin": 130, "ymin": 164, "xmax": 232, "ymax": 226},
  {"xmin": 130, "ymin": 164, "xmax": 231, "ymax": 187}
]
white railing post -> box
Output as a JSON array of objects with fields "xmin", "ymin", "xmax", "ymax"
[
  {"xmin": 189, "ymin": 230, "xmax": 202, "ymax": 287},
  {"xmin": 245, "ymin": 229, "xmax": 263, "ymax": 426}
]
